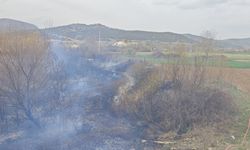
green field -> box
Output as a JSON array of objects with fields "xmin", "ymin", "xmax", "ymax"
[{"xmin": 128, "ymin": 51, "xmax": 250, "ymax": 69}]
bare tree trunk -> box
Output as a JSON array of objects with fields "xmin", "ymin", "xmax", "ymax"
[
  {"xmin": 24, "ymin": 109, "xmax": 41, "ymax": 128},
  {"xmin": 0, "ymin": 31, "xmax": 52, "ymax": 129}
]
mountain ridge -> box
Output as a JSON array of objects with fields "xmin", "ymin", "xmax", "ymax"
[
  {"xmin": 43, "ymin": 23, "xmax": 199, "ymax": 43},
  {"xmin": 1, "ymin": 18, "xmax": 250, "ymax": 49}
]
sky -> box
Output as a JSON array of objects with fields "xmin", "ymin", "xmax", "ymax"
[{"xmin": 1, "ymin": 0, "xmax": 250, "ymax": 39}]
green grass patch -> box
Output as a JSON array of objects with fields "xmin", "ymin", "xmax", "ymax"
[
  {"xmin": 226, "ymin": 60, "xmax": 250, "ymax": 69},
  {"xmin": 127, "ymin": 51, "xmax": 250, "ymax": 69}
]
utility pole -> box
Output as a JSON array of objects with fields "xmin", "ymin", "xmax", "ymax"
[{"xmin": 98, "ymin": 31, "xmax": 101, "ymax": 53}]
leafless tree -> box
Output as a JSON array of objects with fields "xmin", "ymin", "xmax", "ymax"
[{"xmin": 0, "ymin": 31, "xmax": 53, "ymax": 128}]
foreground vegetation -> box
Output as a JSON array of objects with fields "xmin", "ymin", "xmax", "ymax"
[
  {"xmin": 0, "ymin": 30, "xmax": 69, "ymax": 133},
  {"xmin": 112, "ymin": 40, "xmax": 250, "ymax": 149},
  {"xmin": 1, "ymin": 28, "xmax": 250, "ymax": 149}
]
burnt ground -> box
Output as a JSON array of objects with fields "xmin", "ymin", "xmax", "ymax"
[{"xmin": 0, "ymin": 42, "xmax": 158, "ymax": 150}]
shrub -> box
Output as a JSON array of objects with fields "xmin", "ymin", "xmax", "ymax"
[{"xmin": 113, "ymin": 62, "xmax": 236, "ymax": 135}]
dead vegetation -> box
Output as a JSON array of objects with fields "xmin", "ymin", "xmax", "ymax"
[
  {"xmin": 112, "ymin": 40, "xmax": 237, "ymax": 145},
  {"xmin": 0, "ymin": 30, "xmax": 64, "ymax": 131},
  {"xmin": 114, "ymin": 63, "xmax": 236, "ymax": 133}
]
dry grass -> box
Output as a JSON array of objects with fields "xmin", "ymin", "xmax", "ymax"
[
  {"xmin": 114, "ymin": 64, "xmax": 250, "ymax": 149},
  {"xmin": 199, "ymin": 67, "xmax": 250, "ymax": 150},
  {"xmin": 221, "ymin": 68, "xmax": 250, "ymax": 93}
]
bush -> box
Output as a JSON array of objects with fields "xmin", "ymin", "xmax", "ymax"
[{"xmin": 113, "ymin": 62, "xmax": 236, "ymax": 135}]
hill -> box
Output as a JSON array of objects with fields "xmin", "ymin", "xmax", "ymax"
[
  {"xmin": 0, "ymin": 18, "xmax": 38, "ymax": 32},
  {"xmin": 43, "ymin": 24, "xmax": 197, "ymax": 43},
  {"xmin": 44, "ymin": 24, "xmax": 250, "ymax": 50},
  {"xmin": 1, "ymin": 18, "xmax": 250, "ymax": 50}
]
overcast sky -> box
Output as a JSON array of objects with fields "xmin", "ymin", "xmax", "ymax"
[{"xmin": 1, "ymin": 0, "xmax": 250, "ymax": 39}]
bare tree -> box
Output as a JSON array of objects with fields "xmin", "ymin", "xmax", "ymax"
[{"xmin": 0, "ymin": 31, "xmax": 52, "ymax": 128}]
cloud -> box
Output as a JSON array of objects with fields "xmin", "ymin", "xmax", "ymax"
[
  {"xmin": 153, "ymin": 0, "xmax": 250, "ymax": 9},
  {"xmin": 0, "ymin": 0, "xmax": 9, "ymax": 3}
]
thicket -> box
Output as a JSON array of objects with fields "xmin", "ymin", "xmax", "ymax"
[{"xmin": 113, "ymin": 43, "xmax": 236, "ymax": 135}]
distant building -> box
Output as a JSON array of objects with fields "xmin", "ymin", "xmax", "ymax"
[{"xmin": 113, "ymin": 41, "xmax": 128, "ymax": 47}]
